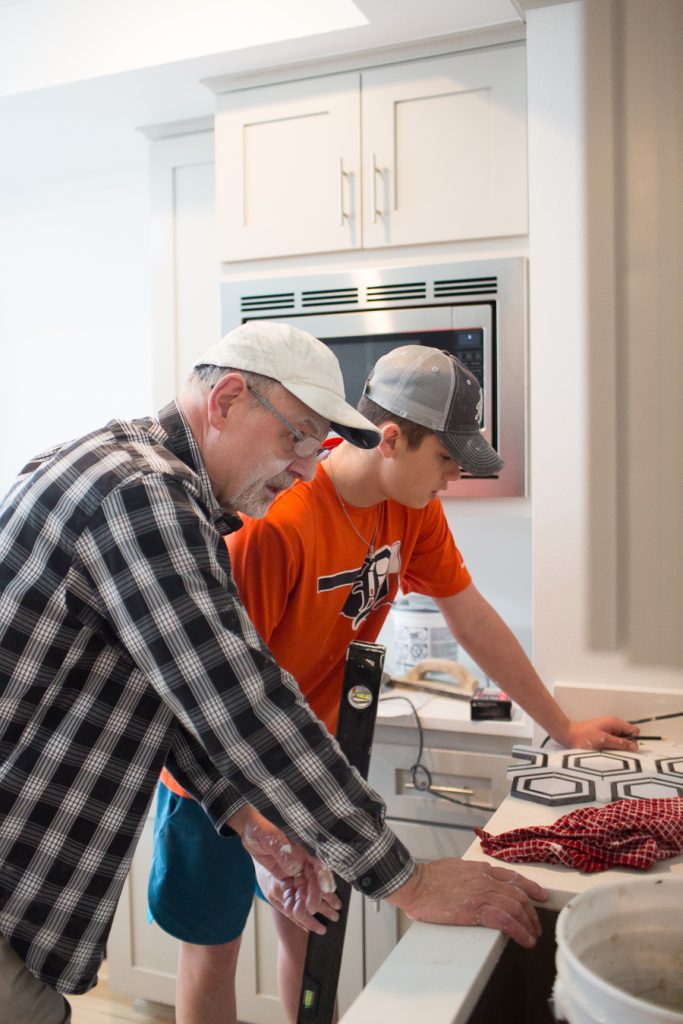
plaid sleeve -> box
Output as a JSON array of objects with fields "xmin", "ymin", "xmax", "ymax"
[
  {"xmin": 163, "ymin": 724, "xmax": 247, "ymax": 819},
  {"xmin": 73, "ymin": 474, "xmax": 414, "ymax": 897}
]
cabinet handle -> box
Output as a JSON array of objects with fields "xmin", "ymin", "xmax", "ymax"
[
  {"xmin": 338, "ymin": 157, "xmax": 348, "ymax": 227},
  {"xmin": 371, "ymin": 152, "xmax": 382, "ymax": 222},
  {"xmin": 403, "ymin": 782, "xmax": 475, "ymax": 797}
]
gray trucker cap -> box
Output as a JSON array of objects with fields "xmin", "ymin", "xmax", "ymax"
[{"xmin": 362, "ymin": 345, "xmax": 504, "ymax": 476}]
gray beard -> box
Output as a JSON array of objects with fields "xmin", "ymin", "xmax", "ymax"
[{"xmin": 230, "ymin": 470, "xmax": 296, "ymax": 518}]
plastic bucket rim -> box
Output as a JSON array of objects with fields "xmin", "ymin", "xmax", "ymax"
[{"xmin": 555, "ymin": 878, "xmax": 683, "ymax": 1022}]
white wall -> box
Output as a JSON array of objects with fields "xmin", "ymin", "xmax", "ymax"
[
  {"xmin": 526, "ymin": 1, "xmax": 683, "ymax": 695},
  {"xmin": 0, "ymin": 163, "xmax": 153, "ymax": 494},
  {"xmin": 444, "ymin": 500, "xmax": 531, "ymax": 641}
]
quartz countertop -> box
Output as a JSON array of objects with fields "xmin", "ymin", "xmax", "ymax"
[{"xmin": 341, "ymin": 729, "xmax": 683, "ymax": 1024}]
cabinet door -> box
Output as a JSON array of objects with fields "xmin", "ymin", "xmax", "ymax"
[
  {"xmin": 107, "ymin": 802, "xmax": 179, "ymax": 1006},
  {"xmin": 215, "ymin": 73, "xmax": 361, "ymax": 261},
  {"xmin": 235, "ymin": 888, "xmax": 365, "ymax": 1024},
  {"xmin": 361, "ymin": 44, "xmax": 528, "ymax": 247},
  {"xmin": 148, "ymin": 130, "xmax": 218, "ymax": 407}
]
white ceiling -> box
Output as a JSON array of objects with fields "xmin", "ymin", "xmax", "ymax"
[{"xmin": 0, "ymin": 0, "xmax": 526, "ymax": 188}]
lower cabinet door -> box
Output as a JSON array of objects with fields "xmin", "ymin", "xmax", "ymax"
[
  {"xmin": 235, "ymin": 888, "xmax": 365, "ymax": 1024},
  {"xmin": 106, "ymin": 808, "xmax": 179, "ymax": 1006}
]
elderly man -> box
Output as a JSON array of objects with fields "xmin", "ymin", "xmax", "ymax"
[{"xmin": 0, "ymin": 322, "xmax": 546, "ymax": 1024}]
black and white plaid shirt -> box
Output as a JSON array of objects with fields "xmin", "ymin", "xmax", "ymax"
[{"xmin": 0, "ymin": 402, "xmax": 413, "ymax": 994}]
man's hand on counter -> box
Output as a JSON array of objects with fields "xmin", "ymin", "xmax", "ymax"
[
  {"xmin": 385, "ymin": 859, "xmax": 549, "ymax": 949},
  {"xmin": 560, "ymin": 717, "xmax": 640, "ymax": 752}
]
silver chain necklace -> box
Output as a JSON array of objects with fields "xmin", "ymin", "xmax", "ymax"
[{"xmin": 328, "ymin": 459, "xmax": 380, "ymax": 560}]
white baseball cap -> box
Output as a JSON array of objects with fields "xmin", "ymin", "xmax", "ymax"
[{"xmin": 194, "ymin": 321, "xmax": 381, "ymax": 449}]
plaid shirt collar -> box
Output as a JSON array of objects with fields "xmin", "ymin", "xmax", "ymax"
[{"xmin": 157, "ymin": 399, "xmax": 242, "ymax": 537}]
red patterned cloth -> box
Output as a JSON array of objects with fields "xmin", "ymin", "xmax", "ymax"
[{"xmin": 475, "ymin": 797, "xmax": 683, "ymax": 872}]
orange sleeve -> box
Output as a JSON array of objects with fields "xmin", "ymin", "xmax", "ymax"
[{"xmin": 401, "ymin": 499, "xmax": 471, "ymax": 598}]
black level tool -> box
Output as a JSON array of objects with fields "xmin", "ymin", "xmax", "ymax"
[{"xmin": 297, "ymin": 640, "xmax": 386, "ymax": 1024}]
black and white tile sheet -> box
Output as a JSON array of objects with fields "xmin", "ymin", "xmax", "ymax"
[{"xmin": 508, "ymin": 746, "xmax": 683, "ymax": 805}]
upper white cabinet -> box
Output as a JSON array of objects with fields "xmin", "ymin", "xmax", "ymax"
[
  {"xmin": 361, "ymin": 45, "xmax": 527, "ymax": 249},
  {"xmin": 215, "ymin": 43, "xmax": 527, "ymax": 261},
  {"xmin": 215, "ymin": 73, "xmax": 361, "ymax": 260}
]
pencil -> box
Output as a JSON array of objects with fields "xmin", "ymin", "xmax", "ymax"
[{"xmin": 629, "ymin": 712, "xmax": 683, "ymax": 724}]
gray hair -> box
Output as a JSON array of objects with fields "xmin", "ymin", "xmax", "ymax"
[{"xmin": 190, "ymin": 365, "xmax": 279, "ymax": 393}]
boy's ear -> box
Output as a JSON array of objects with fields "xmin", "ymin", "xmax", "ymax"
[{"xmin": 378, "ymin": 422, "xmax": 403, "ymax": 457}]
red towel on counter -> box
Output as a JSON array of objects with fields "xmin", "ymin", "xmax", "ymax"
[{"xmin": 475, "ymin": 796, "xmax": 683, "ymax": 872}]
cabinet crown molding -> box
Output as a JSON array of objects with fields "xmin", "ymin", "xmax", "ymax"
[{"xmin": 202, "ymin": 24, "xmax": 525, "ymax": 96}]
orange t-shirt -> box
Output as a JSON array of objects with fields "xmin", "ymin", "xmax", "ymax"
[{"xmin": 161, "ymin": 464, "xmax": 470, "ymax": 798}]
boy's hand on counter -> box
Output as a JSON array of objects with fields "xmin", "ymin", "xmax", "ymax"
[
  {"xmin": 561, "ymin": 717, "xmax": 640, "ymax": 752},
  {"xmin": 385, "ymin": 859, "xmax": 548, "ymax": 949}
]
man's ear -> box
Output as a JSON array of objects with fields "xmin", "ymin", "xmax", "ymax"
[
  {"xmin": 207, "ymin": 373, "xmax": 247, "ymax": 431},
  {"xmin": 378, "ymin": 422, "xmax": 403, "ymax": 458}
]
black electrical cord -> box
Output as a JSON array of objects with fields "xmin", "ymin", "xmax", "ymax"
[{"xmin": 378, "ymin": 694, "xmax": 493, "ymax": 812}]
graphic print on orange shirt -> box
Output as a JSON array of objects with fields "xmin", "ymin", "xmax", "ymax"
[{"xmin": 317, "ymin": 541, "xmax": 401, "ymax": 629}]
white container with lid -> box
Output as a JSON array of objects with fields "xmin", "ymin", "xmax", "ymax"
[{"xmin": 390, "ymin": 594, "xmax": 458, "ymax": 678}]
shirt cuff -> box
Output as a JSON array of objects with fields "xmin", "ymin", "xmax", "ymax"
[{"xmin": 343, "ymin": 826, "xmax": 416, "ymax": 901}]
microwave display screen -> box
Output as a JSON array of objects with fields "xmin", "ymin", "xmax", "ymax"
[{"xmin": 321, "ymin": 328, "xmax": 486, "ymax": 425}]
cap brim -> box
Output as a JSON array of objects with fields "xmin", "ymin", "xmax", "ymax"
[
  {"xmin": 436, "ymin": 429, "xmax": 505, "ymax": 476},
  {"xmin": 283, "ymin": 380, "xmax": 381, "ymax": 450}
]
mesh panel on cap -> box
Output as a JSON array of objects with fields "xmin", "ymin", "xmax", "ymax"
[{"xmin": 367, "ymin": 348, "xmax": 453, "ymax": 431}]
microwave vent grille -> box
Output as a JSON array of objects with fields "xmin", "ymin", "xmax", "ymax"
[
  {"xmin": 240, "ymin": 292, "xmax": 295, "ymax": 314},
  {"xmin": 366, "ymin": 281, "xmax": 427, "ymax": 303},
  {"xmin": 302, "ymin": 287, "xmax": 358, "ymax": 308},
  {"xmin": 434, "ymin": 276, "xmax": 497, "ymax": 298}
]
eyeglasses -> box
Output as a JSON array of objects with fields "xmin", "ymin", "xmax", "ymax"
[{"xmin": 247, "ymin": 385, "xmax": 329, "ymax": 461}]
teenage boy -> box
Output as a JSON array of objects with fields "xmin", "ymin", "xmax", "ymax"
[{"xmin": 150, "ymin": 345, "xmax": 638, "ymax": 1024}]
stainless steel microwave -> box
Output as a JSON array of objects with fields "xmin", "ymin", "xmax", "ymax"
[{"xmin": 220, "ymin": 257, "xmax": 527, "ymax": 497}]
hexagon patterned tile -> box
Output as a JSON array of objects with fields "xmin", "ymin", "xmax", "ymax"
[{"xmin": 507, "ymin": 745, "xmax": 683, "ymax": 805}]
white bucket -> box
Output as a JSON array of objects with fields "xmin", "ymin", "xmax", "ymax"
[
  {"xmin": 553, "ymin": 878, "xmax": 683, "ymax": 1024},
  {"xmin": 390, "ymin": 595, "xmax": 458, "ymax": 676}
]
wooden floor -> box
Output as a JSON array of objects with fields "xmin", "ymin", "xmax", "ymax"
[{"xmin": 70, "ymin": 963, "xmax": 176, "ymax": 1024}]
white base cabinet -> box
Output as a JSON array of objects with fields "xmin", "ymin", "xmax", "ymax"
[
  {"xmin": 107, "ymin": 722, "xmax": 524, "ymax": 1022},
  {"xmin": 215, "ymin": 42, "xmax": 527, "ymax": 261}
]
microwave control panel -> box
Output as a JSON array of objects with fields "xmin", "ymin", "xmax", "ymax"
[{"xmin": 450, "ymin": 329, "xmax": 484, "ymax": 386}]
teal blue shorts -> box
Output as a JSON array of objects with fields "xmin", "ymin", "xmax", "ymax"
[{"xmin": 148, "ymin": 781, "xmax": 265, "ymax": 945}]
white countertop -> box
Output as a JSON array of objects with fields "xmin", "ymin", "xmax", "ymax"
[
  {"xmin": 465, "ymin": 786, "xmax": 683, "ymax": 911},
  {"xmin": 377, "ymin": 686, "xmax": 532, "ymax": 739},
  {"xmin": 341, "ymin": 734, "xmax": 683, "ymax": 1024}
]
